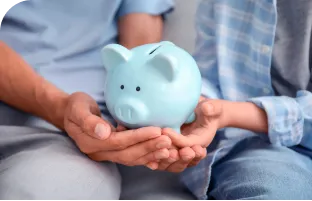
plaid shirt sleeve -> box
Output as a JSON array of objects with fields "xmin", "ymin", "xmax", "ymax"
[{"xmin": 248, "ymin": 90, "xmax": 312, "ymax": 149}]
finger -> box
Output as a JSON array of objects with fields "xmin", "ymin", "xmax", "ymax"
[
  {"xmin": 73, "ymin": 126, "xmax": 164, "ymax": 153},
  {"xmin": 157, "ymin": 149, "xmax": 179, "ymax": 171},
  {"xmin": 68, "ymin": 98, "xmax": 112, "ymax": 140},
  {"xmin": 135, "ymin": 148, "xmax": 170, "ymax": 167},
  {"xmin": 188, "ymin": 145, "xmax": 207, "ymax": 167},
  {"xmin": 89, "ymin": 135, "xmax": 171, "ymax": 164},
  {"xmin": 163, "ymin": 128, "xmax": 202, "ymax": 147},
  {"xmin": 108, "ymin": 126, "xmax": 162, "ymax": 150},
  {"xmin": 166, "ymin": 147, "xmax": 195, "ymax": 173},
  {"xmin": 129, "ymin": 135, "xmax": 171, "ymax": 165},
  {"xmin": 90, "ymin": 148, "xmax": 169, "ymax": 166},
  {"xmin": 164, "ymin": 126, "xmax": 217, "ymax": 148},
  {"xmin": 84, "ymin": 115, "xmax": 112, "ymax": 140},
  {"xmin": 179, "ymin": 146, "xmax": 197, "ymax": 161},
  {"xmin": 145, "ymin": 162, "xmax": 159, "ymax": 170}
]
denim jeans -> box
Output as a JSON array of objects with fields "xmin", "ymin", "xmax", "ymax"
[{"xmin": 207, "ymin": 136, "xmax": 312, "ymax": 199}]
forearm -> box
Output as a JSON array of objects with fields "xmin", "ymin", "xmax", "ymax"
[
  {"xmin": 0, "ymin": 41, "xmax": 68, "ymax": 130},
  {"xmin": 221, "ymin": 100, "xmax": 268, "ymax": 133},
  {"xmin": 118, "ymin": 13, "xmax": 163, "ymax": 49}
]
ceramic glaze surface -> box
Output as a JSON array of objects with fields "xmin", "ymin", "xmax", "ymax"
[{"xmin": 101, "ymin": 41, "xmax": 202, "ymax": 133}]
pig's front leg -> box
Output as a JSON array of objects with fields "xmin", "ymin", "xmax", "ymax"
[
  {"xmin": 185, "ymin": 112, "xmax": 196, "ymax": 124},
  {"xmin": 170, "ymin": 112, "xmax": 195, "ymax": 134},
  {"xmin": 171, "ymin": 127, "xmax": 181, "ymax": 134}
]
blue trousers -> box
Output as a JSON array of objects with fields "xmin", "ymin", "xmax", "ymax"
[
  {"xmin": 1, "ymin": 101, "xmax": 312, "ymax": 199},
  {"xmin": 207, "ymin": 136, "xmax": 312, "ymax": 199}
]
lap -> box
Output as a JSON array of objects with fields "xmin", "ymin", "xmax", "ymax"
[
  {"xmin": 118, "ymin": 165, "xmax": 195, "ymax": 200},
  {"xmin": 0, "ymin": 126, "xmax": 121, "ymax": 199},
  {"xmin": 0, "ymin": 103, "xmax": 192, "ymax": 199},
  {"xmin": 208, "ymin": 136, "xmax": 312, "ymax": 199}
]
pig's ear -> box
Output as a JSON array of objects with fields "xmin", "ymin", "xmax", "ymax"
[
  {"xmin": 148, "ymin": 53, "xmax": 179, "ymax": 82},
  {"xmin": 101, "ymin": 44, "xmax": 131, "ymax": 72}
]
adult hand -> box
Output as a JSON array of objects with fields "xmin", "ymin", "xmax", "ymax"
[{"xmin": 63, "ymin": 92, "xmax": 171, "ymax": 167}]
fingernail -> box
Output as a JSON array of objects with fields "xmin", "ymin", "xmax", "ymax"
[
  {"xmin": 182, "ymin": 155, "xmax": 193, "ymax": 161},
  {"xmin": 155, "ymin": 152, "xmax": 168, "ymax": 160},
  {"xmin": 94, "ymin": 124, "xmax": 108, "ymax": 139},
  {"xmin": 146, "ymin": 163, "xmax": 157, "ymax": 170},
  {"xmin": 156, "ymin": 141, "xmax": 170, "ymax": 149}
]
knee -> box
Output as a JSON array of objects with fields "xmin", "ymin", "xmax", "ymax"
[
  {"xmin": 218, "ymin": 179, "xmax": 312, "ymax": 200},
  {"xmin": 210, "ymin": 161, "xmax": 312, "ymax": 199},
  {"xmin": 210, "ymin": 152, "xmax": 312, "ymax": 200},
  {"xmin": 0, "ymin": 148, "xmax": 121, "ymax": 199},
  {"xmin": 223, "ymin": 180, "xmax": 312, "ymax": 200}
]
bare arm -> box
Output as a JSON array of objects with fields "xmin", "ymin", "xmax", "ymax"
[
  {"xmin": 118, "ymin": 13, "xmax": 163, "ymax": 49},
  {"xmin": 221, "ymin": 100, "xmax": 268, "ymax": 133},
  {"xmin": 196, "ymin": 96, "xmax": 268, "ymax": 133},
  {"xmin": 0, "ymin": 13, "xmax": 164, "ymax": 130},
  {"xmin": 0, "ymin": 41, "xmax": 68, "ymax": 129}
]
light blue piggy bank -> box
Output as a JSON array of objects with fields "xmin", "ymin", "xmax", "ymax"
[{"xmin": 101, "ymin": 41, "xmax": 202, "ymax": 133}]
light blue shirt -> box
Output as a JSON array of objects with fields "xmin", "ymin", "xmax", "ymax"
[
  {"xmin": 2, "ymin": 0, "xmax": 312, "ymax": 199},
  {"xmin": 0, "ymin": 0, "xmax": 173, "ymax": 104},
  {"xmin": 182, "ymin": 0, "xmax": 312, "ymax": 199}
]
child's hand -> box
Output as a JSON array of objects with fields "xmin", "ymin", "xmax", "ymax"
[
  {"xmin": 146, "ymin": 144, "xmax": 207, "ymax": 172},
  {"xmin": 146, "ymin": 98, "xmax": 225, "ymax": 172},
  {"xmin": 163, "ymin": 98, "xmax": 226, "ymax": 148}
]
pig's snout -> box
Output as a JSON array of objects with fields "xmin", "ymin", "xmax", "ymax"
[{"xmin": 114, "ymin": 98, "xmax": 148, "ymax": 124}]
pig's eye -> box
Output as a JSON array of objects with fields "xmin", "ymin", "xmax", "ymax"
[
  {"xmin": 120, "ymin": 85, "xmax": 124, "ymax": 90},
  {"xmin": 136, "ymin": 86, "xmax": 141, "ymax": 91}
]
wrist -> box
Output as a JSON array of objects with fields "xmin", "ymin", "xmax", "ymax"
[
  {"xmin": 220, "ymin": 101, "xmax": 268, "ymax": 133},
  {"xmin": 217, "ymin": 100, "xmax": 233, "ymax": 129},
  {"xmin": 220, "ymin": 100, "xmax": 238, "ymax": 128},
  {"xmin": 34, "ymin": 78, "xmax": 69, "ymax": 130},
  {"xmin": 52, "ymin": 92, "xmax": 68, "ymax": 130}
]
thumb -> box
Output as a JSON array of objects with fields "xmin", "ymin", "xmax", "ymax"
[
  {"xmin": 163, "ymin": 128, "xmax": 201, "ymax": 148},
  {"xmin": 163, "ymin": 123, "xmax": 217, "ymax": 148},
  {"xmin": 198, "ymin": 100, "xmax": 223, "ymax": 118},
  {"xmin": 82, "ymin": 114, "xmax": 112, "ymax": 140},
  {"xmin": 73, "ymin": 107, "xmax": 113, "ymax": 140},
  {"xmin": 65, "ymin": 92, "xmax": 113, "ymax": 140}
]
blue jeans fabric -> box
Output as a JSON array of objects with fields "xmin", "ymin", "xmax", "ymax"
[{"xmin": 207, "ymin": 136, "xmax": 312, "ymax": 199}]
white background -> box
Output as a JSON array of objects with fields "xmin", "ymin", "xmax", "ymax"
[{"xmin": 0, "ymin": 0, "xmax": 26, "ymax": 28}]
